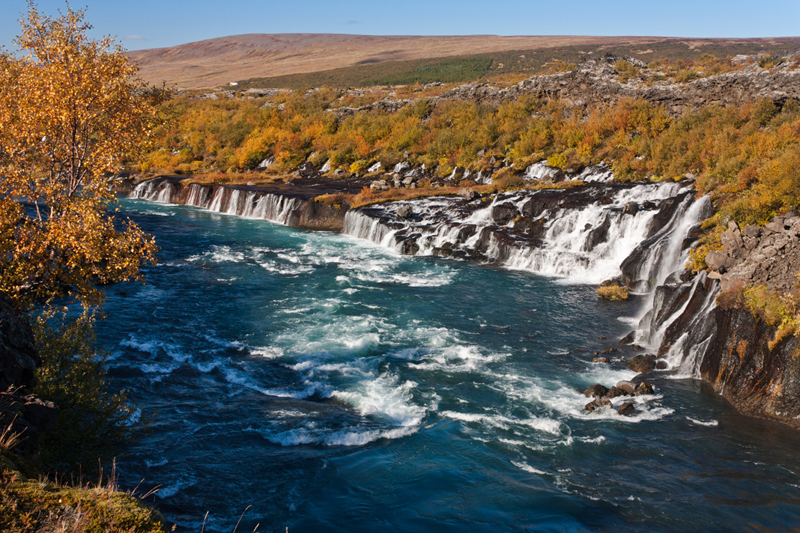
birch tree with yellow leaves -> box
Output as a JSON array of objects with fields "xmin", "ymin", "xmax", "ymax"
[{"xmin": 0, "ymin": 1, "xmax": 167, "ymax": 309}]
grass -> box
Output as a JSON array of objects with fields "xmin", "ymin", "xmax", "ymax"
[
  {"xmin": 0, "ymin": 455, "xmax": 167, "ymax": 533},
  {"xmin": 236, "ymin": 39, "xmax": 800, "ymax": 90}
]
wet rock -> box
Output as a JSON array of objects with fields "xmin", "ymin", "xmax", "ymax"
[
  {"xmin": 585, "ymin": 397, "xmax": 612, "ymax": 412},
  {"xmin": 492, "ymin": 202, "xmax": 519, "ymax": 226},
  {"xmin": 592, "ymin": 357, "xmax": 611, "ymax": 364},
  {"xmin": 616, "ymin": 381, "xmax": 636, "ymax": 394},
  {"xmin": 635, "ymin": 382, "xmax": 654, "ymax": 395},
  {"xmin": 584, "ymin": 214, "xmax": 611, "ymax": 251},
  {"xmin": 619, "ymin": 331, "xmax": 636, "ymax": 344},
  {"xmin": 622, "ymin": 201, "xmax": 639, "ymax": 215},
  {"xmin": 606, "ymin": 386, "xmax": 628, "ymax": 399},
  {"xmin": 616, "ymin": 402, "xmax": 636, "ymax": 415},
  {"xmin": 583, "ymin": 384, "xmax": 610, "ymax": 398},
  {"xmin": 656, "ymin": 360, "xmax": 668, "ymax": 370},
  {"xmin": 396, "ymin": 204, "xmax": 413, "ymax": 219},
  {"xmin": 627, "ymin": 354, "xmax": 657, "ymax": 373}
]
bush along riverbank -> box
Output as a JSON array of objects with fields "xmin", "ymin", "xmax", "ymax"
[{"xmin": 0, "ymin": 293, "xmax": 168, "ymax": 532}]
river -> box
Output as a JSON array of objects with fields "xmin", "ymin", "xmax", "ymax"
[{"xmin": 96, "ymin": 196, "xmax": 800, "ymax": 532}]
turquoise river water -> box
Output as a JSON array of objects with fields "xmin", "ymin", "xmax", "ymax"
[{"xmin": 95, "ymin": 198, "xmax": 800, "ymax": 532}]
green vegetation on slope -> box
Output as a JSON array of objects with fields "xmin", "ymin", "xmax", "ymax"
[{"xmin": 237, "ymin": 39, "xmax": 800, "ymax": 89}]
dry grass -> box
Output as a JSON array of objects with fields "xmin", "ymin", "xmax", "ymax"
[
  {"xmin": 128, "ymin": 34, "xmax": 657, "ymax": 89},
  {"xmin": 0, "ymin": 458, "xmax": 167, "ymax": 533}
]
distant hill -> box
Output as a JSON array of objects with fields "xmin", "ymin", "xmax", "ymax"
[{"xmin": 128, "ymin": 34, "xmax": 800, "ymax": 90}]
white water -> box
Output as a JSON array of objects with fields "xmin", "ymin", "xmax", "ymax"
[
  {"xmin": 130, "ymin": 179, "xmax": 304, "ymax": 226},
  {"xmin": 343, "ymin": 181, "xmax": 699, "ymax": 286},
  {"xmin": 524, "ymin": 161, "xmax": 615, "ymax": 183}
]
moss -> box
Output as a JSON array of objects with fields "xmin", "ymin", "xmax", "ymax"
[{"xmin": 0, "ymin": 466, "xmax": 167, "ymax": 533}]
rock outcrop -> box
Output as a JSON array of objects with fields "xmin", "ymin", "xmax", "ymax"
[
  {"xmin": 633, "ymin": 210, "xmax": 800, "ymax": 428},
  {"xmin": 435, "ymin": 56, "xmax": 800, "ymax": 116},
  {"xmin": 0, "ymin": 293, "xmax": 58, "ymax": 457}
]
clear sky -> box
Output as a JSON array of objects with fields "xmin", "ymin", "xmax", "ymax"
[{"xmin": 1, "ymin": 0, "xmax": 799, "ymax": 52}]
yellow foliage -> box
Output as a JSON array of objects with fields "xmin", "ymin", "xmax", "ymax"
[
  {"xmin": 597, "ymin": 286, "xmax": 629, "ymax": 300},
  {"xmin": 0, "ymin": 2, "xmax": 163, "ymax": 308}
]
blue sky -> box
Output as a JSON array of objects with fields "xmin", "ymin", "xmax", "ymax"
[{"xmin": 1, "ymin": 0, "xmax": 798, "ymax": 52}]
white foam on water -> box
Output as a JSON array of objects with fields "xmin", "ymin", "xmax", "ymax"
[
  {"xmin": 687, "ymin": 417, "xmax": 719, "ymax": 427},
  {"xmin": 140, "ymin": 363, "xmax": 179, "ymax": 374},
  {"xmin": 188, "ymin": 245, "xmax": 246, "ymax": 264},
  {"xmin": 512, "ymin": 461, "xmax": 548, "ymax": 476},
  {"xmin": 267, "ymin": 424, "xmax": 419, "ymax": 447},
  {"xmin": 332, "ymin": 374, "xmax": 425, "ymax": 426},
  {"xmin": 413, "ymin": 345, "xmax": 509, "ymax": 373},
  {"xmin": 251, "ymin": 346, "xmax": 285, "ymax": 359},
  {"xmin": 441, "ymin": 410, "xmax": 562, "ymax": 435},
  {"xmin": 121, "ymin": 335, "xmax": 192, "ymax": 363}
]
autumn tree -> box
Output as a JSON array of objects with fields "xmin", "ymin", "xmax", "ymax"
[{"xmin": 0, "ymin": 1, "xmax": 166, "ymax": 309}]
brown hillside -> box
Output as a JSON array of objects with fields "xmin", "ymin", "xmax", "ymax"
[{"xmin": 129, "ymin": 34, "xmax": 662, "ymax": 89}]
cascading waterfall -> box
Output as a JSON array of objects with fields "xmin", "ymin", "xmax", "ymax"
[
  {"xmin": 130, "ymin": 179, "xmax": 178, "ymax": 203},
  {"xmin": 343, "ymin": 181, "xmax": 698, "ymax": 286},
  {"xmin": 130, "ymin": 179, "xmax": 305, "ymax": 227},
  {"xmin": 186, "ymin": 184, "xmax": 210, "ymax": 208}
]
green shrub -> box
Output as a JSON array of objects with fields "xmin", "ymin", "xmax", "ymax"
[{"xmin": 32, "ymin": 310, "xmax": 140, "ymax": 475}]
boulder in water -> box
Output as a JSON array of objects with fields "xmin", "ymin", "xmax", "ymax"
[
  {"xmin": 627, "ymin": 354, "xmax": 657, "ymax": 373},
  {"xmin": 583, "ymin": 383, "xmax": 610, "ymax": 398},
  {"xmin": 623, "ymin": 201, "xmax": 639, "ymax": 215},
  {"xmin": 616, "ymin": 402, "xmax": 636, "ymax": 415},
  {"xmin": 396, "ymin": 204, "xmax": 413, "ymax": 219},
  {"xmin": 616, "ymin": 381, "xmax": 636, "ymax": 394},
  {"xmin": 585, "ymin": 397, "xmax": 612, "ymax": 412}
]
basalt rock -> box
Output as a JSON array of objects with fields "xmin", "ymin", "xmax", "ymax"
[
  {"xmin": 0, "ymin": 293, "xmax": 40, "ymax": 391},
  {"xmin": 585, "ymin": 397, "xmax": 612, "ymax": 412},
  {"xmin": 627, "ymin": 354, "xmax": 657, "ymax": 373},
  {"xmin": 583, "ymin": 384, "xmax": 610, "ymax": 398},
  {"xmin": 616, "ymin": 402, "xmax": 636, "ymax": 415}
]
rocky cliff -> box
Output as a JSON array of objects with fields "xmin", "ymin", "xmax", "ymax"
[
  {"xmin": 633, "ymin": 212, "xmax": 800, "ymax": 428},
  {"xmin": 0, "ymin": 293, "xmax": 58, "ymax": 456}
]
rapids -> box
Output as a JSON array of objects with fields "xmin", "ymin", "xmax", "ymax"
[{"xmin": 98, "ymin": 195, "xmax": 800, "ymax": 532}]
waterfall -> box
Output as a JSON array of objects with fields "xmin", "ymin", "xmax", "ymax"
[
  {"xmin": 186, "ymin": 184, "xmax": 210, "ymax": 207},
  {"xmin": 130, "ymin": 179, "xmax": 177, "ymax": 203},
  {"xmin": 343, "ymin": 181, "xmax": 697, "ymax": 286},
  {"xmin": 130, "ymin": 181, "xmax": 305, "ymax": 227},
  {"xmin": 207, "ymin": 188, "xmax": 225, "ymax": 212}
]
